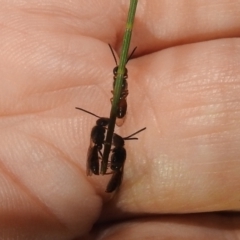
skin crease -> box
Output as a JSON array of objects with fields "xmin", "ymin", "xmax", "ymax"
[{"xmin": 0, "ymin": 0, "xmax": 240, "ymax": 239}]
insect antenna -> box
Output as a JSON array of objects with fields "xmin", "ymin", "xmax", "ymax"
[
  {"xmin": 126, "ymin": 46, "xmax": 137, "ymax": 63},
  {"xmin": 124, "ymin": 137, "xmax": 138, "ymax": 141},
  {"xmin": 123, "ymin": 127, "xmax": 146, "ymax": 140},
  {"xmin": 108, "ymin": 44, "xmax": 118, "ymax": 66},
  {"xmin": 108, "ymin": 44, "xmax": 137, "ymax": 65},
  {"xmin": 75, "ymin": 107, "xmax": 101, "ymax": 119}
]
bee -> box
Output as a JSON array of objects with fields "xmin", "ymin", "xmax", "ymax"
[
  {"xmin": 75, "ymin": 107, "xmax": 109, "ymax": 175},
  {"xmin": 106, "ymin": 127, "xmax": 146, "ymax": 192},
  {"xmin": 108, "ymin": 44, "xmax": 137, "ymax": 126}
]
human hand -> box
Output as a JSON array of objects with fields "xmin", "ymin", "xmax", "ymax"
[{"xmin": 0, "ymin": 1, "xmax": 239, "ymax": 239}]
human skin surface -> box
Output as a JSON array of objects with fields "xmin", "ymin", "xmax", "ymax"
[{"xmin": 0, "ymin": 0, "xmax": 240, "ymax": 239}]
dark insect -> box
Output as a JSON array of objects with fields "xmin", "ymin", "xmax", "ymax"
[
  {"xmin": 106, "ymin": 127, "xmax": 146, "ymax": 193},
  {"xmin": 75, "ymin": 107, "xmax": 109, "ymax": 176},
  {"xmin": 108, "ymin": 44, "xmax": 137, "ymax": 126}
]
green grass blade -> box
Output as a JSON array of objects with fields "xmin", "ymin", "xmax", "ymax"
[{"xmin": 101, "ymin": 0, "xmax": 138, "ymax": 174}]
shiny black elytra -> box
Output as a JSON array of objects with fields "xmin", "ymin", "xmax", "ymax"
[
  {"xmin": 105, "ymin": 127, "xmax": 146, "ymax": 193},
  {"xmin": 108, "ymin": 44, "xmax": 137, "ymax": 126},
  {"xmin": 75, "ymin": 107, "xmax": 109, "ymax": 176}
]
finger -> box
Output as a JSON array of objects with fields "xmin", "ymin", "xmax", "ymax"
[
  {"xmin": 0, "ymin": 2, "xmax": 113, "ymax": 115},
  {"xmin": 2, "ymin": 0, "xmax": 240, "ymax": 57},
  {"xmin": 101, "ymin": 37, "xmax": 240, "ymax": 219},
  {"xmin": 131, "ymin": 0, "xmax": 240, "ymax": 53},
  {"xmin": 92, "ymin": 213, "xmax": 240, "ymax": 240},
  {"xmin": 0, "ymin": 1, "xmax": 114, "ymax": 238}
]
